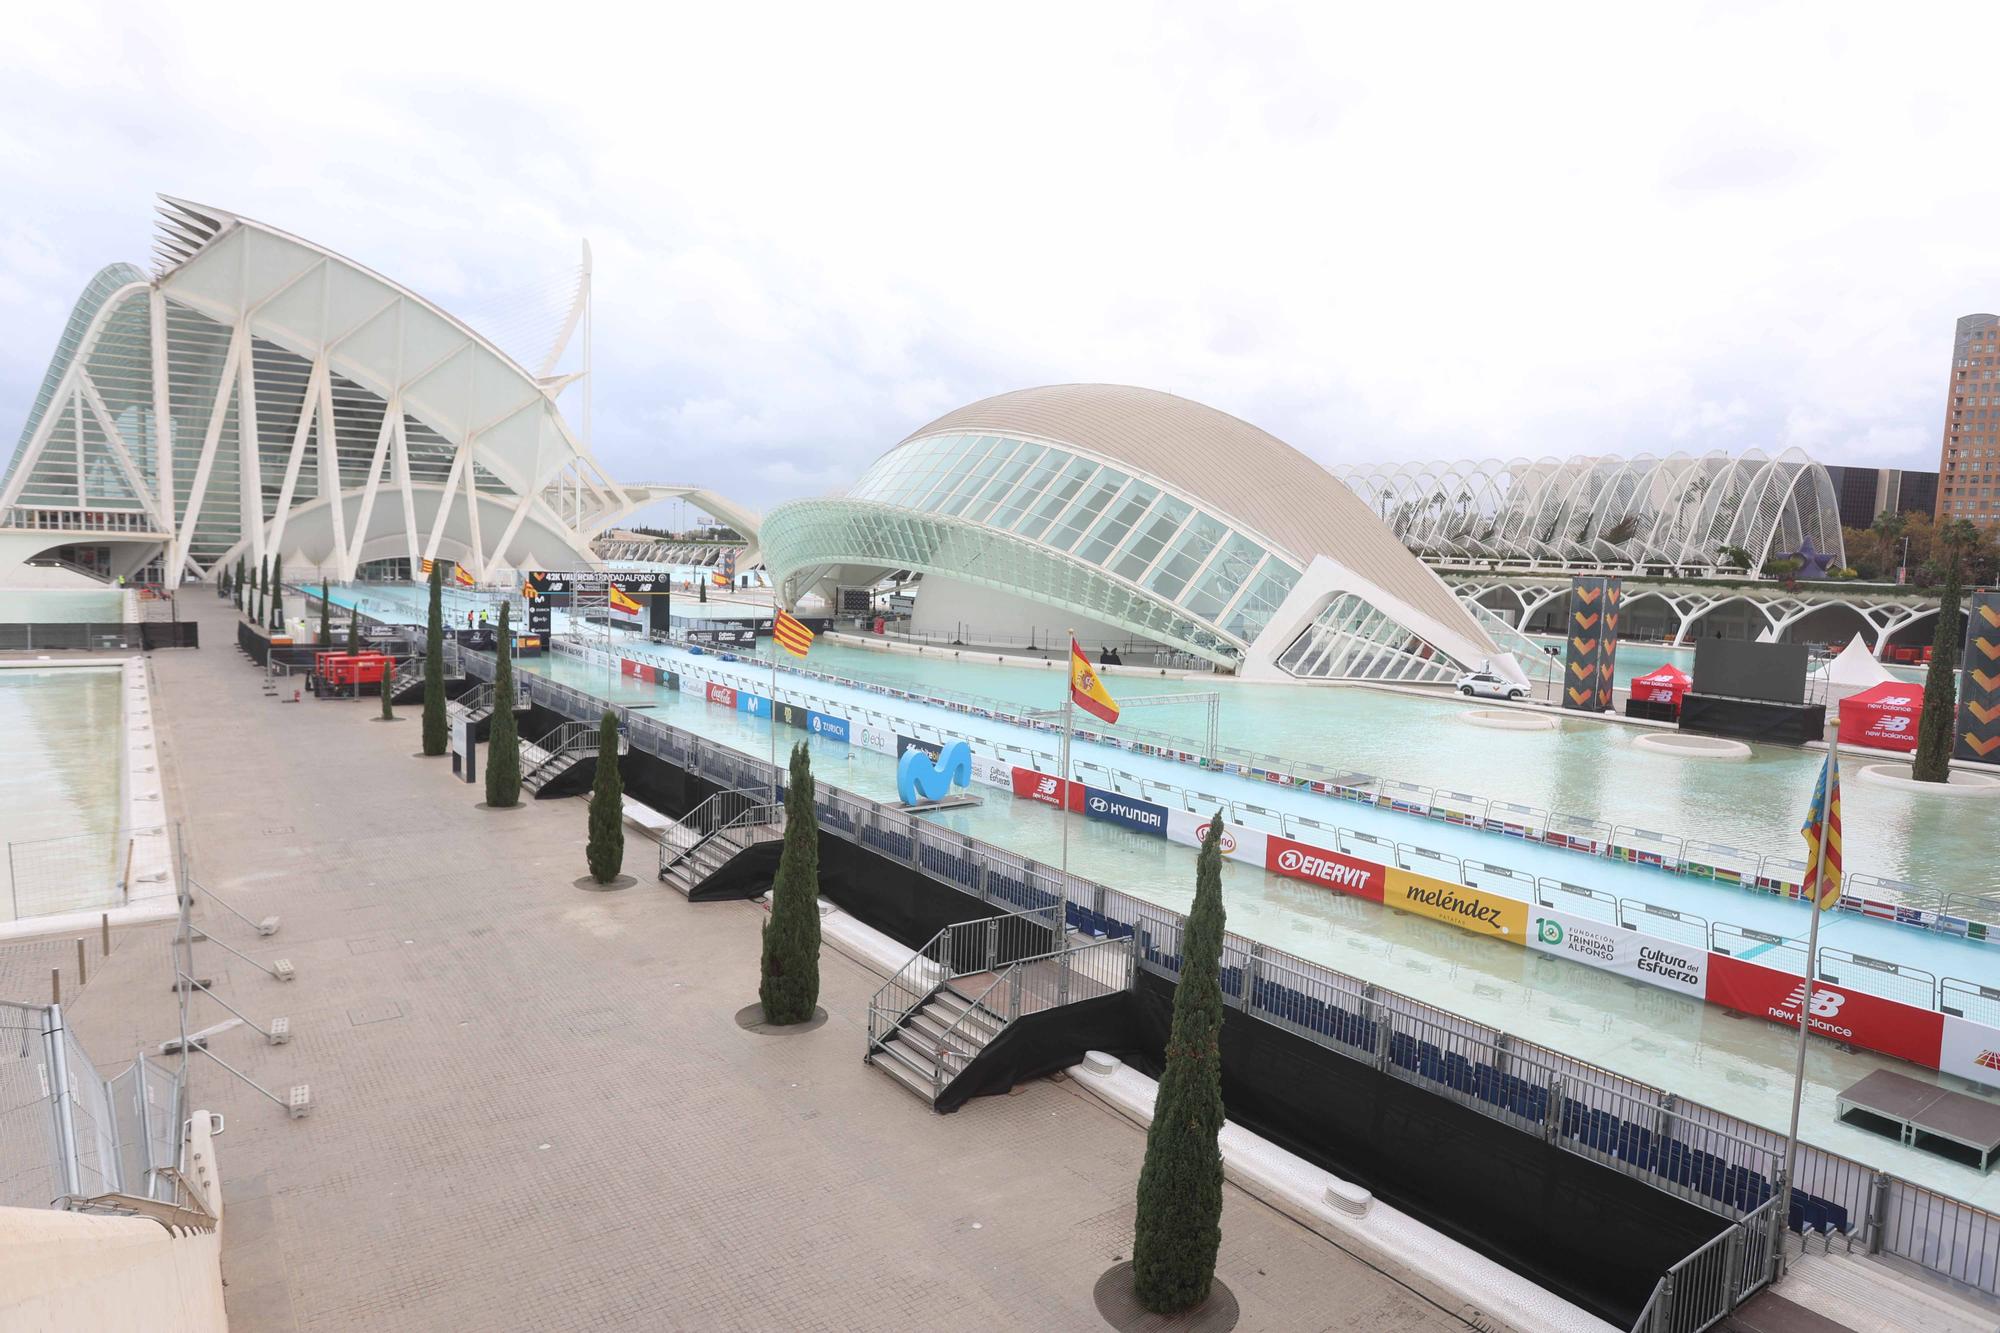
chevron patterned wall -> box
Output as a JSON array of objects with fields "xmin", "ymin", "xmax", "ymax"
[
  {"xmin": 1562, "ymin": 576, "xmax": 1623, "ymax": 712},
  {"xmin": 1956, "ymin": 589, "xmax": 2000, "ymax": 764}
]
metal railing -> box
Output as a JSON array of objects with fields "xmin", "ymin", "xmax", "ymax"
[
  {"xmin": 866, "ymin": 906, "xmax": 1062, "ymax": 1050},
  {"xmin": 473, "ymin": 634, "xmax": 2000, "ymax": 1299},
  {"xmin": 659, "ymin": 787, "xmax": 784, "ymax": 873},
  {"xmin": 521, "ymin": 720, "xmax": 622, "ymax": 789},
  {"xmin": 4, "ymin": 827, "xmax": 157, "ymax": 923},
  {"xmin": 1630, "ymin": 1194, "xmax": 1782, "ymax": 1333}
]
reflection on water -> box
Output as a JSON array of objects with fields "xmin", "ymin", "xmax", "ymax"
[{"xmin": 0, "ymin": 667, "xmax": 124, "ymax": 916}]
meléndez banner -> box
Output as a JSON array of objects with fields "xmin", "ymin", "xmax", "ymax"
[
  {"xmin": 1383, "ymin": 867, "xmax": 1528, "ymax": 943},
  {"xmin": 1526, "ymin": 907, "xmax": 1707, "ymax": 998},
  {"xmin": 1703, "ymin": 953, "xmax": 1944, "ymax": 1068}
]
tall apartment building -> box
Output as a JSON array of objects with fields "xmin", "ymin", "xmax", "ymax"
[
  {"xmin": 1824, "ymin": 465, "xmax": 1938, "ymax": 529},
  {"xmin": 1939, "ymin": 312, "xmax": 2000, "ymax": 528}
]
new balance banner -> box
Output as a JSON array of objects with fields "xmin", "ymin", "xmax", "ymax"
[
  {"xmin": 705, "ymin": 682, "xmax": 736, "ymax": 708},
  {"xmin": 1081, "ymin": 786, "xmax": 1168, "ymax": 838},
  {"xmin": 1384, "ymin": 867, "xmax": 1527, "ymax": 941},
  {"xmin": 1938, "ymin": 1015, "xmax": 2000, "ymax": 1091},
  {"xmin": 1703, "ymin": 952, "xmax": 1944, "ymax": 1068},
  {"xmin": 1957, "ymin": 589, "xmax": 2000, "ymax": 764},
  {"xmin": 620, "ymin": 659, "xmax": 661, "ymax": 684},
  {"xmin": 1167, "ymin": 809, "xmax": 1268, "ymax": 869},
  {"xmin": 1010, "ymin": 765, "xmax": 1083, "ymax": 812},
  {"xmin": 1528, "ymin": 908, "xmax": 1707, "ymax": 998},
  {"xmin": 1263, "ymin": 832, "xmax": 1385, "ymax": 902},
  {"xmin": 806, "ymin": 710, "xmax": 851, "ymax": 744},
  {"xmin": 1561, "ymin": 575, "xmax": 1623, "ymax": 712}
]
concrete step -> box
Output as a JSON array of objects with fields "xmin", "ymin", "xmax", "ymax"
[
  {"xmin": 903, "ymin": 1009, "xmax": 985, "ymax": 1062},
  {"xmin": 1780, "ymin": 1249, "xmax": 2000, "ymax": 1333},
  {"xmin": 1838, "ymin": 1253, "xmax": 2000, "ymax": 1329},
  {"xmin": 871, "ymin": 1040, "xmax": 940, "ymax": 1103}
]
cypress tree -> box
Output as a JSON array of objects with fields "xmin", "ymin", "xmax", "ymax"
[
  {"xmin": 269, "ymin": 554, "xmax": 285, "ymax": 633},
  {"xmin": 319, "ymin": 580, "xmax": 332, "ymax": 644},
  {"xmin": 234, "ymin": 556, "xmax": 245, "ymax": 608},
  {"xmin": 759, "ymin": 742, "xmax": 822, "ymax": 1023},
  {"xmin": 1915, "ymin": 519, "xmax": 1976, "ymax": 781},
  {"xmin": 256, "ymin": 556, "xmax": 267, "ymax": 623},
  {"xmin": 586, "ymin": 710, "xmax": 625, "ymax": 883},
  {"xmin": 380, "ymin": 670, "xmax": 395, "ymax": 720},
  {"xmin": 421, "ymin": 562, "xmax": 448, "ymax": 756},
  {"xmin": 485, "ymin": 601, "xmax": 521, "ymax": 807},
  {"xmin": 1132, "ymin": 811, "xmax": 1228, "ymax": 1314},
  {"xmin": 347, "ymin": 603, "xmax": 361, "ymax": 656}
]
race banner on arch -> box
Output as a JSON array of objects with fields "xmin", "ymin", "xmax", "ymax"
[
  {"xmin": 1561, "ymin": 576, "xmax": 1622, "ymax": 712},
  {"xmin": 1957, "ymin": 589, "xmax": 2000, "ymax": 765}
]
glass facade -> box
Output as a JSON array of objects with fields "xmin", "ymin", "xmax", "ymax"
[
  {"xmin": 1272, "ymin": 592, "xmax": 1461, "ymax": 685},
  {"xmin": 834, "ymin": 431, "xmax": 1302, "ymax": 653}
]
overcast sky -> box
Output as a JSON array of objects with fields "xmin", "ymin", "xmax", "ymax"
[{"xmin": 5, "ymin": 3, "xmax": 1998, "ymax": 523}]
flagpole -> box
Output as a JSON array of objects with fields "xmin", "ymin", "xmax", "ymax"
[
  {"xmin": 1778, "ymin": 719, "xmax": 1838, "ymax": 1255},
  {"xmin": 1058, "ymin": 629, "xmax": 1076, "ymax": 945},
  {"xmin": 769, "ymin": 578, "xmax": 779, "ymax": 804}
]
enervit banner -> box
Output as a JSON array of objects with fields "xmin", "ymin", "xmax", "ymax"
[
  {"xmin": 1165, "ymin": 809, "xmax": 1269, "ymax": 868},
  {"xmin": 1527, "ymin": 908, "xmax": 1706, "ymax": 998},
  {"xmin": 1009, "ymin": 765, "xmax": 1084, "ymax": 812},
  {"xmin": 806, "ymin": 710, "xmax": 850, "ymax": 745},
  {"xmin": 1263, "ymin": 832, "xmax": 1385, "ymax": 902},
  {"xmin": 1703, "ymin": 953, "xmax": 1944, "ymax": 1068},
  {"xmin": 1957, "ymin": 589, "xmax": 2000, "ymax": 764},
  {"xmin": 1384, "ymin": 867, "xmax": 1527, "ymax": 942},
  {"xmin": 1938, "ymin": 1015, "xmax": 2000, "ymax": 1090},
  {"xmin": 705, "ymin": 681, "xmax": 736, "ymax": 708},
  {"xmin": 1081, "ymin": 786, "xmax": 1169, "ymax": 838}
]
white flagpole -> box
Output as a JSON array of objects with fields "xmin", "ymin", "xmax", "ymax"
[
  {"xmin": 1779, "ymin": 720, "xmax": 1838, "ymax": 1250},
  {"xmin": 769, "ymin": 579, "xmax": 779, "ymax": 803},
  {"xmin": 1058, "ymin": 630, "xmax": 1075, "ymax": 943}
]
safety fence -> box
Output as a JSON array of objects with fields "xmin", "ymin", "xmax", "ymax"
[
  {"xmin": 4, "ymin": 827, "xmax": 158, "ymax": 923},
  {"xmin": 0, "ymin": 622, "xmax": 201, "ymax": 650},
  {"xmin": 460, "ymin": 643, "xmax": 2000, "ymax": 1299},
  {"xmin": 0, "ymin": 1001, "xmax": 185, "ymax": 1213}
]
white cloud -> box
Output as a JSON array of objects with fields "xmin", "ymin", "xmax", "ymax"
[{"xmin": 4, "ymin": 0, "xmax": 1999, "ymax": 502}]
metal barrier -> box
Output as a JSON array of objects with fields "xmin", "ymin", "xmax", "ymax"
[
  {"xmin": 5, "ymin": 827, "xmax": 154, "ymax": 922},
  {"xmin": 1630, "ymin": 1195, "xmax": 1781, "ymax": 1333},
  {"xmin": 470, "ymin": 636, "xmax": 2000, "ymax": 1298}
]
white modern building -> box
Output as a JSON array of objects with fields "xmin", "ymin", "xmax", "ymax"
[
  {"xmin": 1333, "ymin": 450, "xmax": 1847, "ymax": 576},
  {"xmin": 0, "ymin": 197, "xmax": 755, "ymax": 585},
  {"xmin": 761, "ymin": 384, "xmax": 1530, "ymax": 686}
]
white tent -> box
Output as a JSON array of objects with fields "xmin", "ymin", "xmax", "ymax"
[{"xmin": 1822, "ymin": 633, "xmax": 1897, "ymax": 688}]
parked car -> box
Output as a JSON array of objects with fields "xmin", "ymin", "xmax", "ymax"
[{"xmin": 1456, "ymin": 669, "xmax": 1525, "ymax": 701}]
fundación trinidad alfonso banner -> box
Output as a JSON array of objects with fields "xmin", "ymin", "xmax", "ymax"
[
  {"xmin": 1958, "ymin": 589, "xmax": 2000, "ymax": 764},
  {"xmin": 1561, "ymin": 576, "xmax": 1623, "ymax": 713},
  {"xmin": 1528, "ymin": 908, "xmax": 1707, "ymax": 999}
]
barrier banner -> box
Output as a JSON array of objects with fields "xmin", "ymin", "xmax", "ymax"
[
  {"xmin": 1384, "ymin": 867, "xmax": 1527, "ymax": 942},
  {"xmin": 1838, "ymin": 681, "xmax": 1920, "ymax": 753},
  {"xmin": 971, "ymin": 753, "xmax": 1014, "ymax": 790},
  {"xmin": 1166, "ymin": 809, "xmax": 1269, "ymax": 868},
  {"xmin": 1561, "ymin": 576, "xmax": 1622, "ymax": 712},
  {"xmin": 1010, "ymin": 765, "xmax": 1084, "ymax": 812},
  {"xmin": 806, "ymin": 710, "xmax": 850, "ymax": 744},
  {"xmin": 1528, "ymin": 908, "xmax": 1707, "ymax": 998},
  {"xmin": 1703, "ymin": 953, "xmax": 1944, "ymax": 1068},
  {"xmin": 1081, "ymin": 785, "xmax": 1169, "ymax": 838},
  {"xmin": 775, "ymin": 701, "xmax": 809, "ymax": 730},
  {"xmin": 737, "ymin": 692, "xmax": 769, "ymax": 717},
  {"xmin": 1957, "ymin": 590, "xmax": 2000, "ymax": 764},
  {"xmin": 1263, "ymin": 833, "xmax": 1385, "ymax": 902},
  {"xmin": 705, "ymin": 681, "xmax": 736, "ymax": 708},
  {"xmin": 855, "ymin": 726, "xmax": 897, "ymax": 756},
  {"xmin": 896, "ymin": 734, "xmax": 942, "ymax": 762},
  {"xmin": 1938, "ymin": 1015, "xmax": 2000, "ymax": 1090}
]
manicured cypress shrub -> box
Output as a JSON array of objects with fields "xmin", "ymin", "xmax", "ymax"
[
  {"xmin": 319, "ymin": 580, "xmax": 332, "ymax": 644},
  {"xmin": 759, "ymin": 742, "xmax": 822, "ymax": 1023},
  {"xmin": 587, "ymin": 710, "xmax": 625, "ymax": 883},
  {"xmin": 485, "ymin": 602, "xmax": 521, "ymax": 807},
  {"xmin": 421, "ymin": 562, "xmax": 447, "ymax": 756},
  {"xmin": 1914, "ymin": 520, "xmax": 1977, "ymax": 782}
]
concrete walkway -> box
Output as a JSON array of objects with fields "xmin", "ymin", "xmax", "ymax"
[{"xmin": 52, "ymin": 596, "xmax": 1473, "ymax": 1332}]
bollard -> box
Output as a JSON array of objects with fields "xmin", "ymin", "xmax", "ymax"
[
  {"xmin": 76, "ymin": 939, "xmax": 86, "ymax": 987},
  {"xmin": 51, "ymin": 968, "xmax": 60, "ymax": 1005},
  {"xmin": 101, "ymin": 913, "xmax": 110, "ymax": 956}
]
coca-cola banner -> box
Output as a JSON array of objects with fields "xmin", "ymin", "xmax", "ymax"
[
  {"xmin": 1009, "ymin": 766, "xmax": 1084, "ymax": 812},
  {"xmin": 1703, "ymin": 953, "xmax": 1944, "ymax": 1068},
  {"xmin": 1527, "ymin": 907, "xmax": 1706, "ymax": 998},
  {"xmin": 705, "ymin": 681, "xmax": 736, "ymax": 708},
  {"xmin": 1385, "ymin": 866, "xmax": 1528, "ymax": 942},
  {"xmin": 1938, "ymin": 1015, "xmax": 2000, "ymax": 1091},
  {"xmin": 1262, "ymin": 833, "xmax": 1385, "ymax": 903}
]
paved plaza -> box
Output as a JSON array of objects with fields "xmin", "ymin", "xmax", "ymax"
[{"xmin": 28, "ymin": 598, "xmax": 1475, "ymax": 1332}]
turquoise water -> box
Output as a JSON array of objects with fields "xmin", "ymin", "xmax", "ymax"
[
  {"xmin": 0, "ymin": 588, "xmax": 125, "ymax": 623},
  {"xmin": 0, "ymin": 666, "xmax": 125, "ymax": 918},
  {"xmin": 320, "ymin": 580, "xmax": 2000, "ymax": 1203}
]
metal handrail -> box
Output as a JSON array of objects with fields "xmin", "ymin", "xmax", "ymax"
[
  {"xmin": 1631, "ymin": 1194, "xmax": 1780, "ymax": 1333},
  {"xmin": 929, "ymin": 967, "xmax": 1016, "ymax": 1100},
  {"xmin": 660, "ymin": 787, "xmax": 778, "ymax": 872}
]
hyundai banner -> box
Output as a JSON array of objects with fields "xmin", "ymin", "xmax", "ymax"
[
  {"xmin": 1081, "ymin": 787, "xmax": 1168, "ymax": 838},
  {"xmin": 1527, "ymin": 908, "xmax": 1707, "ymax": 998},
  {"xmin": 1703, "ymin": 953, "xmax": 1944, "ymax": 1068}
]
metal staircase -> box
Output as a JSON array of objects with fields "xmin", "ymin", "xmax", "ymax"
[
  {"xmin": 865, "ymin": 910, "xmax": 1136, "ymax": 1109},
  {"xmin": 520, "ymin": 720, "xmax": 626, "ymax": 796},
  {"xmin": 657, "ymin": 788, "xmax": 785, "ymax": 895}
]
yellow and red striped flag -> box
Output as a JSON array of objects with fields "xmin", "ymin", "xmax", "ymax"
[
  {"xmin": 453, "ymin": 564, "xmax": 475, "ymax": 588},
  {"xmin": 608, "ymin": 584, "xmax": 641, "ymax": 615},
  {"xmin": 420, "ymin": 557, "xmax": 435, "ymax": 575},
  {"xmin": 1069, "ymin": 637, "xmax": 1119, "ymax": 724},
  {"xmin": 1799, "ymin": 747, "xmax": 1843, "ymax": 910},
  {"xmin": 773, "ymin": 608, "xmax": 815, "ymax": 658},
  {"xmin": 711, "ymin": 568, "xmax": 731, "ymax": 588}
]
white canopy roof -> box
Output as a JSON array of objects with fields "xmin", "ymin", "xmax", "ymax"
[{"xmin": 1821, "ymin": 634, "xmax": 1897, "ymax": 687}]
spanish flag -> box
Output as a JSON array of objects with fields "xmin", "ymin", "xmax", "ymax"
[
  {"xmin": 773, "ymin": 609, "xmax": 815, "ymax": 658},
  {"xmin": 1069, "ymin": 637, "xmax": 1119, "ymax": 724},
  {"xmin": 711, "ymin": 569, "xmax": 731, "ymax": 588},
  {"xmin": 453, "ymin": 565, "xmax": 475, "ymax": 588},
  {"xmin": 1799, "ymin": 746, "xmax": 1843, "ymax": 910},
  {"xmin": 609, "ymin": 584, "xmax": 641, "ymax": 615}
]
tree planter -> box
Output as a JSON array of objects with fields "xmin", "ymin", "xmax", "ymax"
[{"xmin": 733, "ymin": 1003, "xmax": 827, "ymax": 1035}]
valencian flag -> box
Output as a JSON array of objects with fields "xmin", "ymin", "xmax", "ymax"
[
  {"xmin": 420, "ymin": 557, "xmax": 435, "ymax": 575},
  {"xmin": 773, "ymin": 609, "xmax": 815, "ymax": 658},
  {"xmin": 521, "ymin": 577, "xmax": 537, "ymax": 600},
  {"xmin": 1069, "ymin": 637, "xmax": 1119, "ymax": 724},
  {"xmin": 1799, "ymin": 746, "xmax": 1844, "ymax": 910},
  {"xmin": 608, "ymin": 584, "xmax": 642, "ymax": 615}
]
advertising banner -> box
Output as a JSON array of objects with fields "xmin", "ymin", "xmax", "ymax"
[
  {"xmin": 1938, "ymin": 1015, "xmax": 2000, "ymax": 1090},
  {"xmin": 1080, "ymin": 785, "xmax": 1169, "ymax": 838},
  {"xmin": 1561, "ymin": 576, "xmax": 1623, "ymax": 712},
  {"xmin": 620, "ymin": 658, "xmax": 661, "ymax": 684},
  {"xmin": 1383, "ymin": 867, "xmax": 1527, "ymax": 942},
  {"xmin": 1527, "ymin": 908, "xmax": 1707, "ymax": 998},
  {"xmin": 1010, "ymin": 765, "xmax": 1084, "ymax": 812},
  {"xmin": 1165, "ymin": 809, "xmax": 1269, "ymax": 868},
  {"xmin": 705, "ymin": 681, "xmax": 737, "ymax": 709},
  {"xmin": 896, "ymin": 734, "xmax": 942, "ymax": 762},
  {"xmin": 806, "ymin": 710, "xmax": 850, "ymax": 745},
  {"xmin": 855, "ymin": 726, "xmax": 897, "ymax": 757},
  {"xmin": 528, "ymin": 604, "xmax": 553, "ymax": 638},
  {"xmin": 775, "ymin": 700, "xmax": 809, "ymax": 730},
  {"xmin": 1956, "ymin": 590, "xmax": 2000, "ymax": 763},
  {"xmin": 970, "ymin": 753, "xmax": 1014, "ymax": 790},
  {"xmin": 527, "ymin": 570, "xmax": 671, "ymax": 598},
  {"xmin": 1703, "ymin": 953, "xmax": 1944, "ymax": 1068},
  {"xmin": 1837, "ymin": 682, "xmax": 1921, "ymax": 753},
  {"xmin": 1262, "ymin": 832, "xmax": 1385, "ymax": 902},
  {"xmin": 737, "ymin": 692, "xmax": 770, "ymax": 717}
]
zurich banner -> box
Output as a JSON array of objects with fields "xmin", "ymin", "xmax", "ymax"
[
  {"xmin": 1081, "ymin": 785, "xmax": 1168, "ymax": 839},
  {"xmin": 806, "ymin": 710, "xmax": 850, "ymax": 744}
]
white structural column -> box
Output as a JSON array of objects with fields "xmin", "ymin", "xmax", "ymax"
[
  {"xmin": 236, "ymin": 322, "xmax": 264, "ymax": 567},
  {"xmin": 265, "ymin": 357, "xmax": 325, "ymax": 559},
  {"xmin": 148, "ymin": 286, "xmax": 175, "ymax": 551},
  {"xmin": 171, "ymin": 326, "xmax": 245, "ymax": 577},
  {"xmin": 317, "ymin": 365, "xmax": 348, "ymax": 575},
  {"xmin": 391, "ymin": 408, "xmax": 420, "ymax": 574},
  {"xmin": 343, "ymin": 404, "xmax": 398, "ymax": 581}
]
